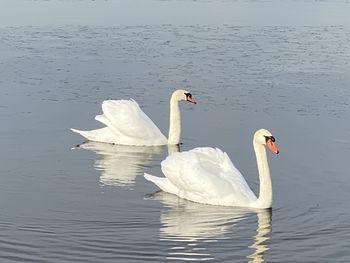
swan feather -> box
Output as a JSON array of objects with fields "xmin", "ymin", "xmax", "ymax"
[
  {"xmin": 145, "ymin": 147, "xmax": 257, "ymax": 206},
  {"xmin": 72, "ymin": 99, "xmax": 167, "ymax": 146}
]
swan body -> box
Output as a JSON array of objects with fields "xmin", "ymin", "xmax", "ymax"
[
  {"xmin": 71, "ymin": 89, "xmax": 196, "ymax": 146},
  {"xmin": 144, "ymin": 129, "xmax": 279, "ymax": 208}
]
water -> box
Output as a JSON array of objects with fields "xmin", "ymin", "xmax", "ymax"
[{"xmin": 1, "ymin": 0, "xmax": 350, "ymax": 262}]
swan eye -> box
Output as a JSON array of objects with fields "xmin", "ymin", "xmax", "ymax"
[
  {"xmin": 184, "ymin": 92, "xmax": 197, "ymax": 104},
  {"xmin": 264, "ymin": 136, "xmax": 275, "ymax": 143},
  {"xmin": 184, "ymin": 92, "xmax": 192, "ymax": 99}
]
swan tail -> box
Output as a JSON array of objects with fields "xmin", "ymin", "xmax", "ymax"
[
  {"xmin": 71, "ymin": 127, "xmax": 117, "ymax": 144},
  {"xmin": 144, "ymin": 173, "xmax": 178, "ymax": 195},
  {"xmin": 71, "ymin": 128, "xmax": 100, "ymax": 141}
]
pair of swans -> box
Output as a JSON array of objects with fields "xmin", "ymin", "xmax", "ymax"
[{"xmin": 72, "ymin": 89, "xmax": 279, "ymax": 209}]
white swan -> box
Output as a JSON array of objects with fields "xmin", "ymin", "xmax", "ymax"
[
  {"xmin": 71, "ymin": 89, "xmax": 196, "ymax": 146},
  {"xmin": 144, "ymin": 129, "xmax": 279, "ymax": 208}
]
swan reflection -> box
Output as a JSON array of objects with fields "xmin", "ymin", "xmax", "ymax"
[
  {"xmin": 75, "ymin": 141, "xmax": 167, "ymax": 187},
  {"xmin": 149, "ymin": 192, "xmax": 271, "ymax": 262},
  {"xmin": 247, "ymin": 209, "xmax": 271, "ymax": 263}
]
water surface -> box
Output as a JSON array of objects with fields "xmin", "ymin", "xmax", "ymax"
[{"xmin": 0, "ymin": 0, "xmax": 350, "ymax": 262}]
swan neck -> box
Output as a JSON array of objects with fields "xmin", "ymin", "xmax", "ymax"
[
  {"xmin": 168, "ymin": 96, "xmax": 181, "ymax": 145},
  {"xmin": 253, "ymin": 142, "xmax": 273, "ymax": 208},
  {"xmin": 167, "ymin": 144, "xmax": 180, "ymax": 155}
]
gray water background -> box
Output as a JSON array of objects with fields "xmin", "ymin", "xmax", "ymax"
[{"xmin": 0, "ymin": 0, "xmax": 350, "ymax": 262}]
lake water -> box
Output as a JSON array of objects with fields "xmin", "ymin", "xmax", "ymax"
[{"xmin": 1, "ymin": 0, "xmax": 350, "ymax": 262}]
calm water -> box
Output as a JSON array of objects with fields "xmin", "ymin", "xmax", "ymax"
[{"xmin": 1, "ymin": 0, "xmax": 350, "ymax": 262}]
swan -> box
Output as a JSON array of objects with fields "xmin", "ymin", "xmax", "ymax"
[
  {"xmin": 71, "ymin": 89, "xmax": 196, "ymax": 146},
  {"xmin": 144, "ymin": 129, "xmax": 279, "ymax": 208}
]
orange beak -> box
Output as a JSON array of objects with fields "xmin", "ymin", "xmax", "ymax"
[
  {"xmin": 266, "ymin": 139, "xmax": 279, "ymax": 154},
  {"xmin": 187, "ymin": 96, "xmax": 197, "ymax": 104}
]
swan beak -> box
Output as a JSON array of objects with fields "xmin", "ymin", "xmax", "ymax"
[
  {"xmin": 187, "ymin": 96, "xmax": 197, "ymax": 104},
  {"xmin": 267, "ymin": 139, "xmax": 279, "ymax": 154}
]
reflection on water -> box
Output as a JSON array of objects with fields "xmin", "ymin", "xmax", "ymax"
[
  {"xmin": 149, "ymin": 192, "xmax": 271, "ymax": 262},
  {"xmin": 75, "ymin": 141, "xmax": 167, "ymax": 187},
  {"xmin": 248, "ymin": 210, "xmax": 271, "ymax": 263}
]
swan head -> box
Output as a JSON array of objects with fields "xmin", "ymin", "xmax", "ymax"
[
  {"xmin": 171, "ymin": 89, "xmax": 197, "ymax": 104},
  {"xmin": 254, "ymin": 129, "xmax": 279, "ymax": 154}
]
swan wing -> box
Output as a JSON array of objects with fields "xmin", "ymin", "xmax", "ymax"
[
  {"xmin": 159, "ymin": 147, "xmax": 257, "ymax": 206},
  {"xmin": 99, "ymin": 99, "xmax": 167, "ymax": 145},
  {"xmin": 144, "ymin": 173, "xmax": 180, "ymax": 195}
]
